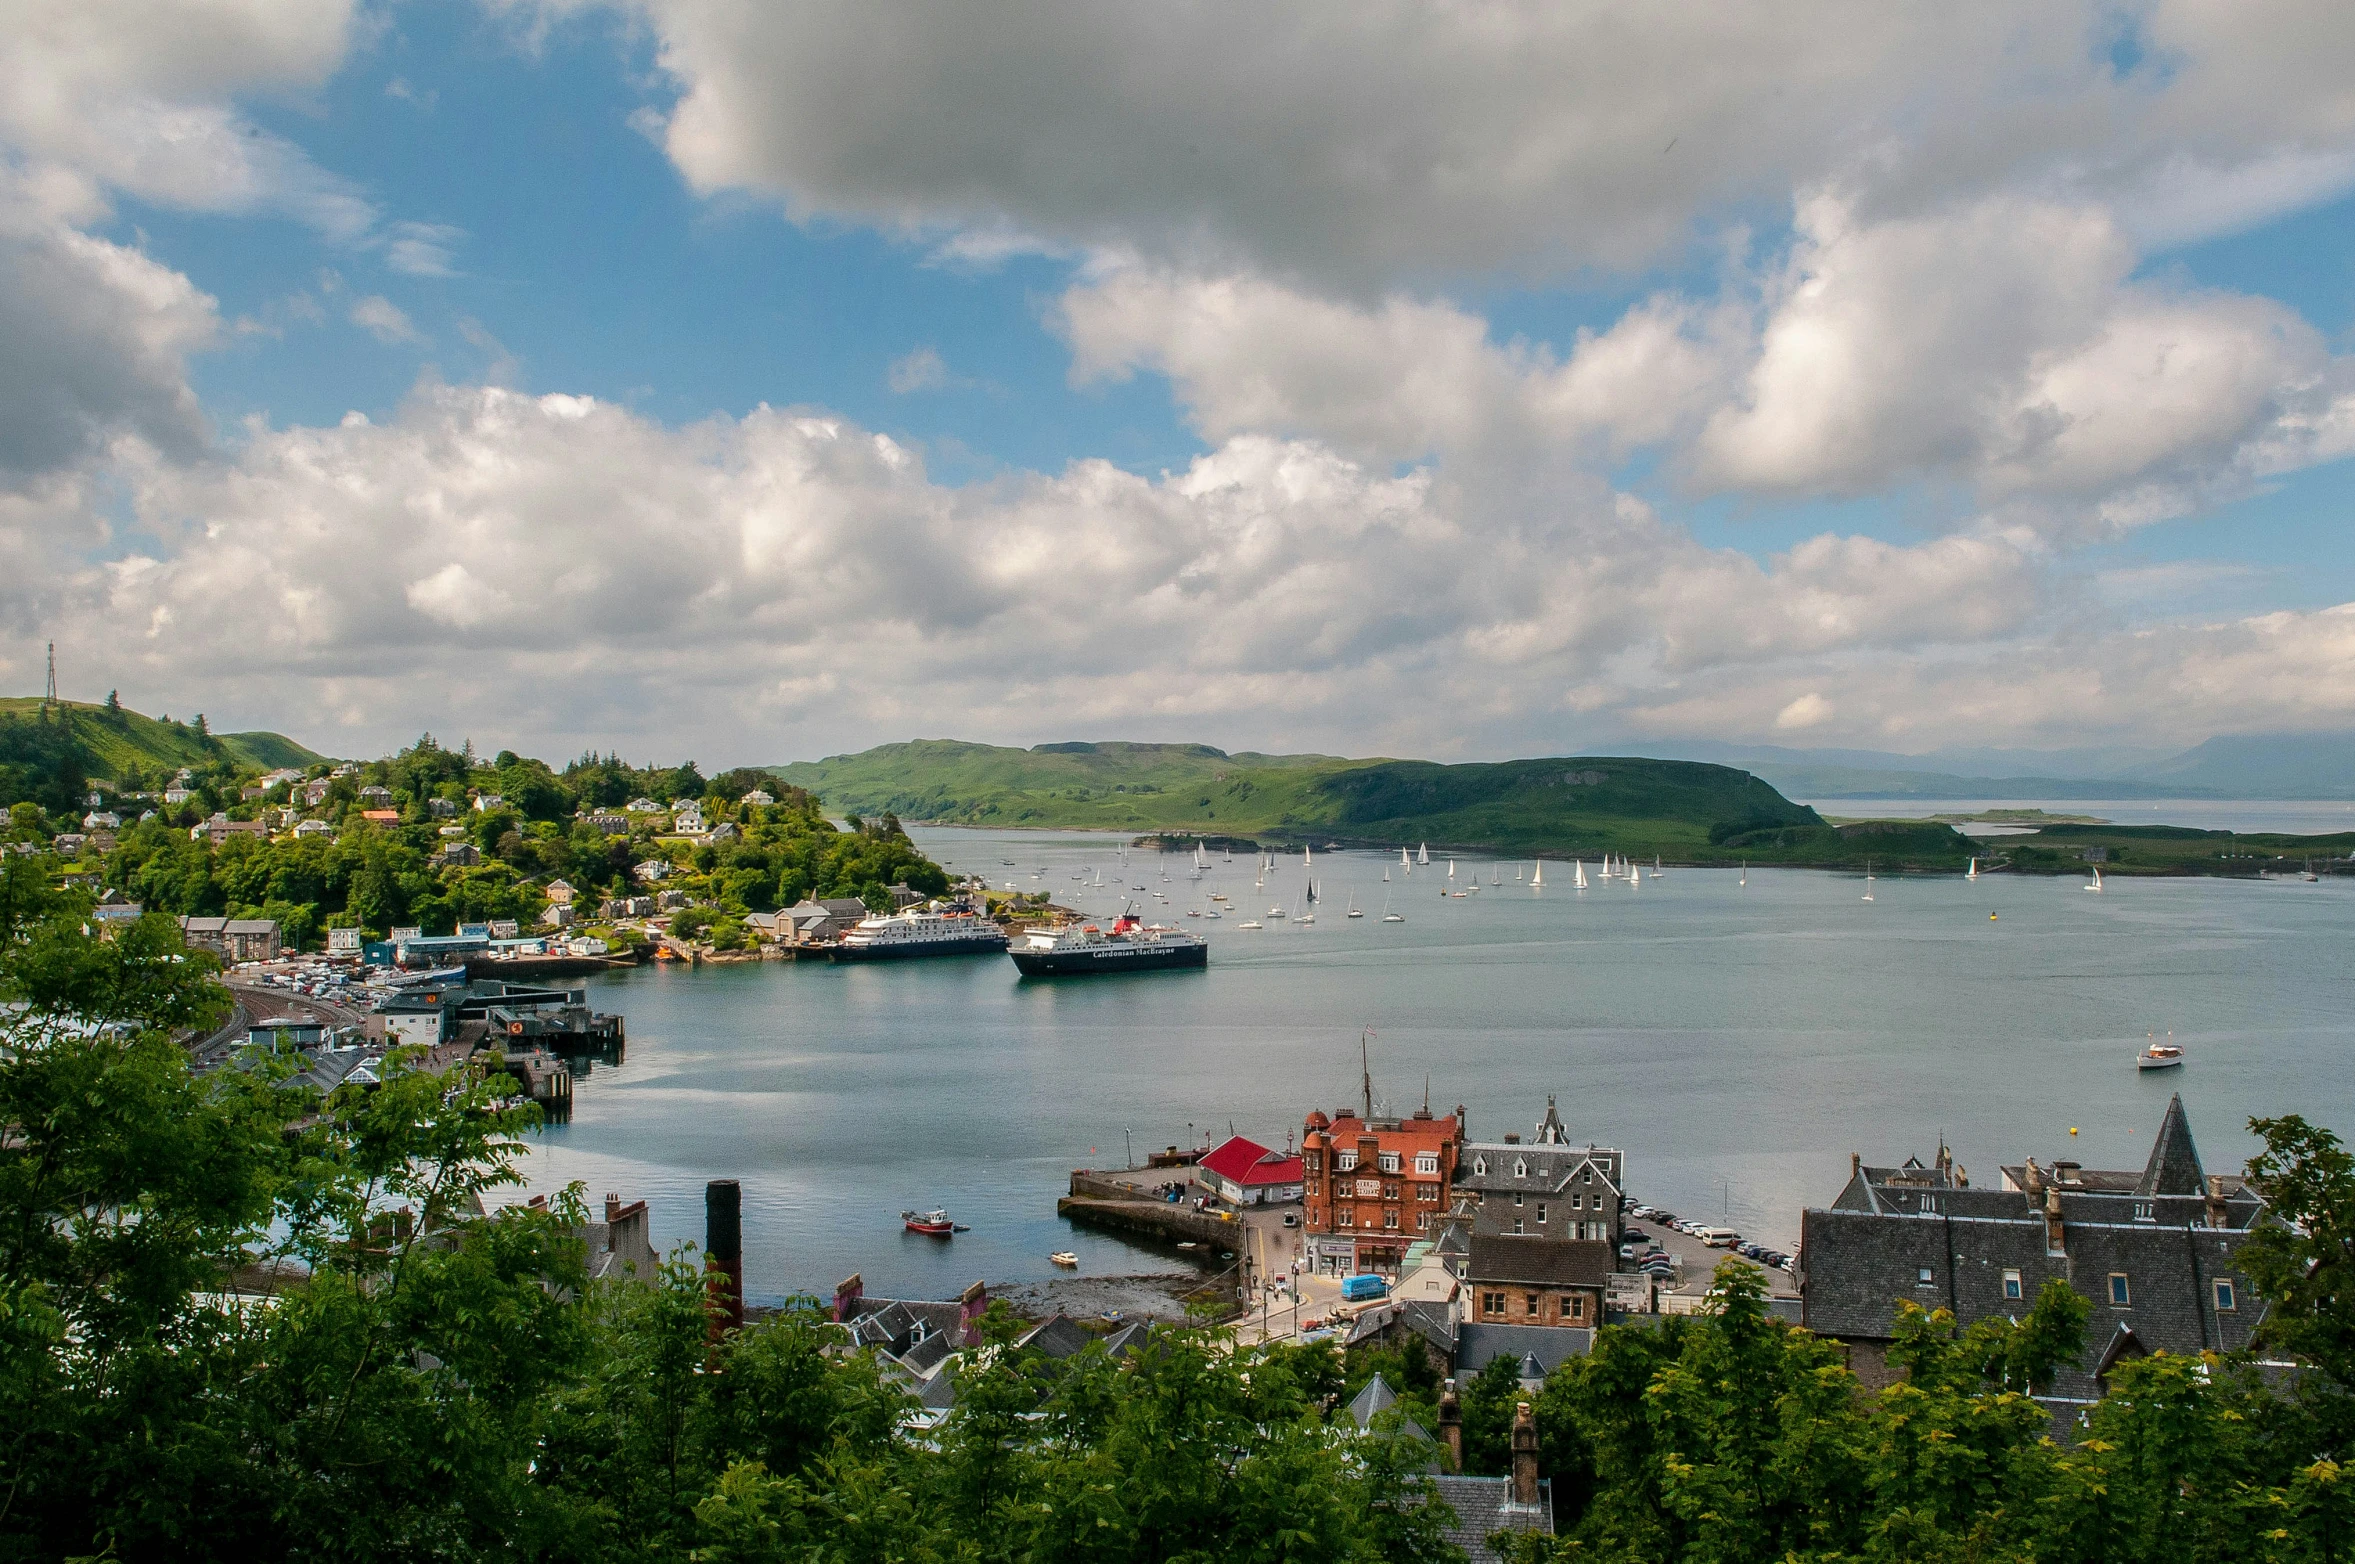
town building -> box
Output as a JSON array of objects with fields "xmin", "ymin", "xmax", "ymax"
[
  {"xmin": 294, "ymin": 818, "xmax": 333, "ymax": 838},
  {"xmin": 428, "ymin": 797, "xmax": 458, "ymax": 818},
  {"xmin": 545, "ymin": 879, "xmax": 577, "ymax": 905},
  {"xmin": 358, "ymin": 785, "xmax": 394, "ymax": 806},
  {"xmin": 584, "ymin": 811, "xmax": 629, "ymax": 835},
  {"xmin": 1301, "ymin": 1085, "xmax": 1464, "ymax": 1275},
  {"xmin": 327, "ymin": 928, "xmax": 363, "ymax": 953},
  {"xmin": 740, "ymin": 789, "xmax": 775, "ymax": 806},
  {"xmin": 1456, "ymin": 1097, "xmax": 1625, "ymax": 1242},
  {"xmin": 1195, "ymin": 1135, "xmax": 1305, "ymax": 1206},
  {"xmin": 1798, "ymin": 1095, "xmax": 2272, "ymax": 1410},
  {"xmin": 1465, "ymin": 1233, "xmax": 1614, "ymax": 1328},
  {"xmin": 178, "ymin": 916, "xmax": 283, "ymax": 962}
]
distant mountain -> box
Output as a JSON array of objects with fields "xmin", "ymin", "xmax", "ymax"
[
  {"xmin": 2127, "ymin": 733, "xmax": 2355, "ymax": 798},
  {"xmin": 764, "ymin": 739, "xmax": 1954, "ymax": 863}
]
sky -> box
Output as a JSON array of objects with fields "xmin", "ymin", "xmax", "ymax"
[{"xmin": 8, "ymin": 2, "xmax": 2355, "ymax": 769}]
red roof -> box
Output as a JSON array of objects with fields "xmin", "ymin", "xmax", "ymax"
[{"xmin": 1200, "ymin": 1135, "xmax": 1303, "ymax": 1187}]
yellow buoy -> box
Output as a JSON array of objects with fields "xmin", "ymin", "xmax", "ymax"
[
  {"xmin": 1990, "ymin": 912, "xmax": 1998, "ymax": 920},
  {"xmin": 2069, "ymin": 1127, "xmax": 2079, "ymax": 1136}
]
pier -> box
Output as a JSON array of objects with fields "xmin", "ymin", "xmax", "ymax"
[{"xmin": 1057, "ymin": 1170, "xmax": 1252, "ymax": 1256}]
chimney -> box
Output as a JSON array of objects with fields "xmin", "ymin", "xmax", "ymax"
[
  {"xmin": 2043, "ymin": 1185, "xmax": 2066, "ymax": 1256},
  {"xmin": 2206, "ymin": 1174, "xmax": 2230, "ymax": 1230},
  {"xmin": 705, "ymin": 1179, "xmax": 744, "ymax": 1339},
  {"xmin": 833, "ymin": 1272, "xmax": 863, "ymax": 1323},
  {"xmin": 605, "ymin": 1190, "xmax": 621, "ymax": 1225},
  {"xmin": 2054, "ymin": 1160, "xmax": 2080, "ymax": 1186},
  {"xmin": 1850, "ymin": 1152, "xmax": 1861, "ymax": 1179},
  {"xmin": 1510, "ymin": 1401, "xmax": 1540, "ymax": 1506},
  {"xmin": 1438, "ymin": 1382, "xmax": 1463, "ymax": 1471},
  {"xmin": 959, "ymin": 1279, "xmax": 988, "ymax": 1345}
]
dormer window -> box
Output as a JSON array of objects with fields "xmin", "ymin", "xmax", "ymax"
[
  {"xmin": 2133, "ymin": 1201, "xmax": 2154, "ymax": 1223},
  {"xmin": 1514, "ymin": 1158, "xmax": 1528, "ymax": 1177},
  {"xmin": 1473, "ymin": 1157, "xmax": 1486, "ymax": 1176},
  {"xmin": 1920, "ymin": 1194, "xmax": 1937, "ymax": 1215},
  {"xmin": 1415, "ymin": 1152, "xmax": 1438, "ymax": 1175},
  {"xmin": 1337, "ymin": 1151, "xmax": 1357, "ymax": 1171},
  {"xmin": 1378, "ymin": 1152, "xmax": 1400, "ymax": 1174}
]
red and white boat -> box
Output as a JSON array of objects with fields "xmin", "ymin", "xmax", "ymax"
[{"xmin": 902, "ymin": 1208, "xmax": 954, "ymax": 1236}]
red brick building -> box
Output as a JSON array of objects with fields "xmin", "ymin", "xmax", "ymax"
[{"xmin": 1301, "ymin": 1102, "xmax": 1463, "ymax": 1275}]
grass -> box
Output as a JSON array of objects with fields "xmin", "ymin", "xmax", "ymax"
[{"xmin": 0, "ymin": 697, "xmax": 327, "ymax": 778}]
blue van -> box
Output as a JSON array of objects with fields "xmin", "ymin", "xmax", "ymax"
[{"xmin": 1339, "ymin": 1274, "xmax": 1390, "ymax": 1303}]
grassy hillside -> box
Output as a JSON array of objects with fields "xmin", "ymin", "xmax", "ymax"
[
  {"xmin": 765, "ymin": 740, "xmax": 1940, "ymax": 864},
  {"xmin": 0, "ymin": 697, "xmax": 326, "ymax": 777}
]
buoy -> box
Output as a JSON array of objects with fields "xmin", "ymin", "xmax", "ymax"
[
  {"xmin": 1990, "ymin": 912, "xmax": 1998, "ymax": 920},
  {"xmin": 2069, "ymin": 1127, "xmax": 2078, "ymax": 1136}
]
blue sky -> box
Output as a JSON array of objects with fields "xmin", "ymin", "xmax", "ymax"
[{"xmin": 11, "ymin": 3, "xmax": 2355, "ymax": 764}]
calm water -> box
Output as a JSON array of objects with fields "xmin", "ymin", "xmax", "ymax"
[{"xmin": 518, "ymin": 827, "xmax": 2355, "ymax": 1304}]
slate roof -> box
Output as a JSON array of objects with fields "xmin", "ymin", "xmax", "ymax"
[
  {"xmin": 1457, "ymin": 1140, "xmax": 1623, "ymax": 1200},
  {"xmin": 1455, "ymin": 1324, "xmax": 1593, "ymax": 1378},
  {"xmin": 1348, "ymin": 1372, "xmax": 1401, "ymax": 1427},
  {"xmin": 1429, "ymin": 1475, "xmax": 1553, "ymax": 1564},
  {"xmin": 1395, "ymin": 1300, "xmax": 1461, "ymax": 1362},
  {"xmin": 1017, "ymin": 1315, "xmax": 1094, "ymax": 1360},
  {"xmin": 1099, "ymin": 1321, "xmax": 1152, "ymax": 1358},
  {"xmin": 1467, "ymin": 1234, "xmax": 1616, "ymax": 1290},
  {"xmin": 1801, "ymin": 1099, "xmax": 2274, "ymax": 1405}
]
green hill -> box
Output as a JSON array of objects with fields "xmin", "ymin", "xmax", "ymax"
[
  {"xmin": 0, "ymin": 696, "xmax": 328, "ymax": 815},
  {"xmin": 766, "ymin": 740, "xmax": 1942, "ymax": 864}
]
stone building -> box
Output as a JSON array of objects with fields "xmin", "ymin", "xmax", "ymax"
[
  {"xmin": 1455, "ymin": 1096, "xmax": 1625, "ymax": 1243},
  {"xmin": 1799, "ymin": 1095, "xmax": 2272, "ymax": 1412}
]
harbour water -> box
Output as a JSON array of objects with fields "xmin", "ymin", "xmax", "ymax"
[{"xmin": 519, "ymin": 825, "xmax": 2355, "ymax": 1304}]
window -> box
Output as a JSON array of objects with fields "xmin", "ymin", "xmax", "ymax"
[
  {"xmin": 1415, "ymin": 1152, "xmax": 1438, "ymax": 1175},
  {"xmin": 2133, "ymin": 1201, "xmax": 2154, "ymax": 1223},
  {"xmin": 2002, "ymin": 1269, "xmax": 2023, "ymax": 1301},
  {"xmin": 1515, "ymin": 1158, "xmax": 1528, "ymax": 1177},
  {"xmin": 1482, "ymin": 1291, "xmax": 1506, "ymax": 1318},
  {"xmin": 1580, "ymin": 1167, "xmax": 1592, "ymax": 1183},
  {"xmin": 1337, "ymin": 1151, "xmax": 1357, "ymax": 1171},
  {"xmin": 1916, "ymin": 1267, "xmax": 1935, "ymax": 1287},
  {"xmin": 1338, "ymin": 1206, "xmax": 1353, "ymax": 1227},
  {"xmin": 1920, "ymin": 1194, "xmax": 1937, "ymax": 1214},
  {"xmin": 1514, "ymin": 1192, "xmax": 1525, "ymax": 1207},
  {"xmin": 1303, "ymin": 1152, "xmax": 1320, "ymax": 1171},
  {"xmin": 1564, "ymin": 1294, "xmax": 1586, "ymax": 1322},
  {"xmin": 1384, "ymin": 1211, "xmax": 1398, "ymax": 1230},
  {"xmin": 1473, "ymin": 1156, "xmax": 1487, "ymax": 1176},
  {"xmin": 2214, "ymin": 1279, "xmax": 2237, "ymax": 1312},
  {"xmin": 1512, "ymin": 1219, "xmax": 1524, "ymax": 1235},
  {"xmin": 1382, "ymin": 1182, "xmax": 1399, "ymax": 1200},
  {"xmin": 1417, "ymin": 1183, "xmax": 1438, "ymax": 1202},
  {"xmin": 1572, "ymin": 1192, "xmax": 1585, "ymax": 1210},
  {"xmin": 1378, "ymin": 1152, "xmax": 1400, "ymax": 1174},
  {"xmin": 1525, "ymin": 1292, "xmax": 1541, "ymax": 1318},
  {"xmin": 2108, "ymin": 1273, "xmax": 2131, "ymax": 1307},
  {"xmin": 1415, "ymin": 1213, "xmax": 1429, "ymax": 1232},
  {"xmin": 1536, "ymin": 1204, "xmax": 1547, "ymax": 1224}
]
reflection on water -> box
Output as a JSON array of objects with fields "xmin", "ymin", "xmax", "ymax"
[{"xmin": 517, "ymin": 826, "xmax": 2355, "ymax": 1304}]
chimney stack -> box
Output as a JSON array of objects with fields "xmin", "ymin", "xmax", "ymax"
[
  {"xmin": 2054, "ymin": 1160, "xmax": 2080, "ymax": 1186},
  {"xmin": 1510, "ymin": 1401, "xmax": 1540, "ymax": 1506},
  {"xmin": 833, "ymin": 1272, "xmax": 863, "ymax": 1323},
  {"xmin": 2043, "ymin": 1184, "xmax": 2066, "ymax": 1256},
  {"xmin": 2022, "ymin": 1158, "xmax": 2043, "ymax": 1199},
  {"xmin": 1851, "ymin": 1152, "xmax": 1861, "ymax": 1179},
  {"xmin": 605, "ymin": 1190, "xmax": 621, "ymax": 1225},
  {"xmin": 705, "ymin": 1179, "xmax": 744, "ymax": 1339},
  {"xmin": 1438, "ymin": 1381, "xmax": 1463, "ymax": 1471},
  {"xmin": 2206, "ymin": 1174, "xmax": 2230, "ymax": 1230},
  {"xmin": 959, "ymin": 1279, "xmax": 989, "ymax": 1345}
]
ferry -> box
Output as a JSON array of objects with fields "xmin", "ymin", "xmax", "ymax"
[
  {"xmin": 831, "ymin": 906, "xmax": 1009, "ymax": 962},
  {"xmin": 1008, "ymin": 908, "xmax": 1209, "ymax": 976}
]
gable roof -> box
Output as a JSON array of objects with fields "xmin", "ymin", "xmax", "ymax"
[
  {"xmin": 1467, "ymin": 1235, "xmax": 1615, "ymax": 1289},
  {"xmin": 1429, "ymin": 1475, "xmax": 1553, "ymax": 1563},
  {"xmin": 1455, "ymin": 1322, "xmax": 1593, "ymax": 1378},
  {"xmin": 1199, "ymin": 1134, "xmax": 1304, "ymax": 1187},
  {"xmin": 1348, "ymin": 1373, "xmax": 1399, "ymax": 1428},
  {"xmin": 1016, "ymin": 1314, "xmax": 1094, "ymax": 1360}
]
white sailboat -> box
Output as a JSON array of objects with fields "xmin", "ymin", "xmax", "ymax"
[
  {"xmin": 1571, "ymin": 861, "xmax": 1584, "ymax": 890},
  {"xmin": 1418, "ymin": 843, "xmax": 1430, "ymax": 866},
  {"xmin": 1381, "ymin": 892, "xmax": 1404, "ymax": 923},
  {"xmin": 1965, "ymin": 857, "xmax": 1978, "ymax": 881},
  {"xmin": 2086, "ymin": 866, "xmax": 2104, "ymax": 893},
  {"xmin": 1517, "ymin": 863, "xmax": 1525, "ymax": 881},
  {"xmin": 1534, "ymin": 860, "xmax": 1547, "ymax": 888},
  {"xmin": 1491, "ymin": 866, "xmax": 1501, "ymax": 885},
  {"xmin": 1346, "ymin": 892, "xmax": 1362, "ymax": 918},
  {"xmin": 1738, "ymin": 861, "xmax": 1746, "ymax": 888},
  {"xmin": 1630, "ymin": 862, "xmax": 1641, "ymax": 890},
  {"xmin": 1382, "ymin": 867, "xmax": 1390, "ymax": 881},
  {"xmin": 1654, "ymin": 855, "xmax": 1664, "ymax": 876},
  {"xmin": 1447, "ymin": 858, "xmax": 1456, "ymax": 881},
  {"xmin": 1862, "ymin": 861, "xmax": 1876, "ymax": 903}
]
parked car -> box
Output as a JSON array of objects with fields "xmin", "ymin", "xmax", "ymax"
[
  {"xmin": 1281, "ymin": 1211, "xmax": 1300, "ymax": 1227},
  {"xmin": 1619, "ymin": 1243, "xmax": 1640, "ymax": 1260}
]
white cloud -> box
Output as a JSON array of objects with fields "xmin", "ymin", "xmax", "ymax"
[
  {"xmin": 383, "ymin": 221, "xmax": 465, "ymax": 277},
  {"xmin": 887, "ymin": 346, "xmax": 948, "ymax": 393},
  {"xmin": 349, "ymin": 294, "xmax": 420, "ymax": 344},
  {"xmin": 596, "ymin": 0, "xmax": 2355, "ymax": 289}
]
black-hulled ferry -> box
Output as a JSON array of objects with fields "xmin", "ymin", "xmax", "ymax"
[
  {"xmin": 830, "ymin": 907, "xmax": 1009, "ymax": 961},
  {"xmin": 1007, "ymin": 908, "xmax": 1208, "ymax": 976}
]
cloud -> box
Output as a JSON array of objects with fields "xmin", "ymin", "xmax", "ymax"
[
  {"xmin": 348, "ymin": 294, "xmax": 420, "ymax": 344},
  {"xmin": 0, "ymin": 170, "xmax": 217, "ymax": 488},
  {"xmin": 887, "ymin": 346, "xmax": 949, "ymax": 393},
  {"xmin": 602, "ymin": 0, "xmax": 2355, "ymax": 289},
  {"xmin": 383, "ymin": 221, "xmax": 465, "ymax": 277}
]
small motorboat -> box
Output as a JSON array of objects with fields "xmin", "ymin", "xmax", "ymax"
[
  {"xmin": 902, "ymin": 1208, "xmax": 955, "ymax": 1236},
  {"xmin": 2138, "ymin": 1034, "xmax": 2184, "ymax": 1071},
  {"xmin": 1050, "ymin": 1251, "xmax": 1078, "ymax": 1268}
]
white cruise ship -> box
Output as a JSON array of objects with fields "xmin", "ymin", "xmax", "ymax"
[
  {"xmin": 1007, "ymin": 909, "xmax": 1207, "ymax": 976},
  {"xmin": 830, "ymin": 906, "xmax": 1008, "ymax": 962}
]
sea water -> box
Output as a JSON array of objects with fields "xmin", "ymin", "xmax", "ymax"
[{"xmin": 518, "ymin": 825, "xmax": 2355, "ymax": 1303}]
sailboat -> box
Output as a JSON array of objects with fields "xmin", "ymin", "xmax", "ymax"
[
  {"xmin": 1306, "ymin": 877, "xmax": 1319, "ymax": 905},
  {"xmin": 1517, "ymin": 863, "xmax": 1525, "ymax": 882},
  {"xmin": 1491, "ymin": 866, "xmax": 1502, "ymax": 885},
  {"xmin": 1653, "ymin": 855, "xmax": 1664, "ymax": 876},
  {"xmin": 1380, "ymin": 892, "xmax": 1404, "ymax": 923},
  {"xmin": 1447, "ymin": 858, "xmax": 1456, "ymax": 882},
  {"xmin": 1965, "ymin": 857, "xmax": 1978, "ymax": 881},
  {"xmin": 1630, "ymin": 862, "xmax": 1641, "ymax": 891},
  {"xmin": 2086, "ymin": 866, "xmax": 2104, "ymax": 894},
  {"xmin": 1862, "ymin": 861, "xmax": 1876, "ymax": 903},
  {"xmin": 1418, "ymin": 843, "xmax": 1430, "ymax": 866},
  {"xmin": 1382, "ymin": 866, "xmax": 1390, "ymax": 881},
  {"xmin": 1572, "ymin": 861, "xmax": 1584, "ymax": 890},
  {"xmin": 1346, "ymin": 892, "xmax": 1363, "ymax": 919},
  {"xmin": 1738, "ymin": 861, "xmax": 1746, "ymax": 888}
]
